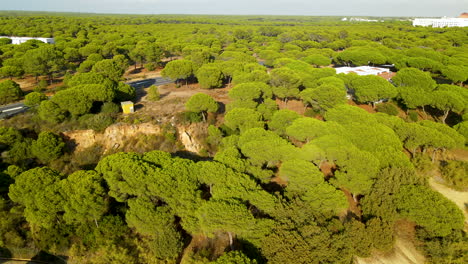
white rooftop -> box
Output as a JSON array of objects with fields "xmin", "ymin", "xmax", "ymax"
[
  {"xmin": 0, "ymin": 36, "xmax": 55, "ymax": 44},
  {"xmin": 335, "ymin": 66, "xmax": 390, "ymax": 76}
]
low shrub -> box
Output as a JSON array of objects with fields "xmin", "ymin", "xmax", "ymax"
[
  {"xmin": 376, "ymin": 103, "xmax": 399, "ymax": 116},
  {"xmin": 144, "ymin": 62, "xmax": 157, "ymax": 71},
  {"xmin": 304, "ymin": 108, "xmax": 321, "ymax": 117},
  {"xmin": 80, "ymin": 114, "xmax": 115, "ymax": 131},
  {"xmin": 147, "ymin": 85, "xmax": 160, "ymax": 101},
  {"xmin": 408, "ymin": 110, "xmax": 419, "ymax": 122},
  {"xmin": 182, "ymin": 111, "xmax": 202, "ymax": 123},
  {"xmin": 100, "ymin": 102, "xmax": 120, "ymax": 114},
  {"xmin": 440, "ymin": 160, "xmax": 468, "ymax": 191}
]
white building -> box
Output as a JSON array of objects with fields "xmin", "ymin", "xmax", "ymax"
[
  {"xmin": 335, "ymin": 66, "xmax": 393, "ymax": 102},
  {"xmin": 0, "ymin": 36, "xmax": 55, "ymax": 44},
  {"xmin": 335, "ymin": 66, "xmax": 390, "ymax": 76},
  {"xmin": 349, "ymin": 18, "xmax": 380, "ymax": 22},
  {"xmin": 412, "ymin": 17, "xmax": 468, "ymax": 27}
]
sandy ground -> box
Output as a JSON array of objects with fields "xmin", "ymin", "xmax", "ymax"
[
  {"xmin": 355, "ymin": 238, "xmax": 425, "ymax": 264},
  {"xmin": 134, "ymin": 81, "xmax": 231, "ymax": 123}
]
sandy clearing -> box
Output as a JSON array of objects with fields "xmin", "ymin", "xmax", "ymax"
[{"xmin": 355, "ymin": 238, "xmax": 425, "ymax": 264}]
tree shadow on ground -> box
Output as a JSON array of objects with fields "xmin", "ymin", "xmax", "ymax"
[
  {"xmin": 216, "ymin": 102, "xmax": 226, "ymax": 115},
  {"xmin": 173, "ymin": 150, "xmax": 213, "ymax": 162},
  {"xmin": 0, "ymin": 247, "xmax": 12, "ymax": 263}
]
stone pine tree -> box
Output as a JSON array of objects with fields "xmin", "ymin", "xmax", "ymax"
[
  {"xmin": 161, "ymin": 59, "xmax": 194, "ymax": 87},
  {"xmin": 185, "ymin": 93, "xmax": 218, "ymax": 122}
]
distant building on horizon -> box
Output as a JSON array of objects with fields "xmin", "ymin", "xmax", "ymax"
[
  {"xmin": 0, "ymin": 36, "xmax": 55, "ymax": 45},
  {"xmin": 349, "ymin": 17, "xmax": 382, "ymax": 22},
  {"xmin": 413, "ymin": 13, "xmax": 468, "ymax": 27}
]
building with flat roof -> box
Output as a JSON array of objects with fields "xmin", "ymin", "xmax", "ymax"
[
  {"xmin": 335, "ymin": 66, "xmax": 390, "ymax": 76},
  {"xmin": 0, "ymin": 36, "xmax": 55, "ymax": 44},
  {"xmin": 121, "ymin": 101, "xmax": 134, "ymax": 114},
  {"xmin": 412, "ymin": 17, "xmax": 468, "ymax": 27}
]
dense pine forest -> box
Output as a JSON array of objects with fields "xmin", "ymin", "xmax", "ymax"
[{"xmin": 0, "ymin": 12, "xmax": 467, "ymax": 263}]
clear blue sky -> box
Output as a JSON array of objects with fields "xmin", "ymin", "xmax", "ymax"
[{"xmin": 1, "ymin": 0, "xmax": 466, "ymax": 17}]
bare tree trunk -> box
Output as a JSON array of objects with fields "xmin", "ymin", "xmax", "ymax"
[
  {"xmin": 441, "ymin": 110, "xmax": 449, "ymax": 124},
  {"xmin": 422, "ymin": 105, "xmax": 428, "ymax": 119},
  {"xmin": 228, "ymin": 232, "xmax": 234, "ymax": 250},
  {"xmin": 94, "ymin": 218, "xmax": 99, "ymax": 228},
  {"xmin": 431, "ymin": 148, "xmax": 439, "ymax": 163}
]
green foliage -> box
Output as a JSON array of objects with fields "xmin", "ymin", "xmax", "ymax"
[
  {"xmin": 4, "ymin": 138, "xmax": 34, "ymax": 166},
  {"xmin": 31, "ymin": 131, "xmax": 65, "ymax": 163},
  {"xmin": 0, "ymin": 80, "xmax": 23, "ymax": 104},
  {"xmin": 100, "ymin": 102, "xmax": 120, "ymax": 114},
  {"xmin": 238, "ymin": 128, "xmax": 297, "ymax": 167},
  {"xmin": 0, "ymin": 65, "xmax": 24, "ymax": 79},
  {"xmin": 38, "ymin": 100, "xmax": 66, "ymax": 123},
  {"xmin": 441, "ymin": 65, "xmax": 468, "ymax": 84},
  {"xmin": 0, "ymin": 126, "xmax": 22, "ymax": 146},
  {"xmin": 196, "ymin": 198, "xmax": 259, "ymax": 238},
  {"xmin": 162, "ymin": 59, "xmax": 194, "ymax": 81},
  {"xmin": 270, "ymin": 67, "xmax": 302, "ymax": 100},
  {"xmin": 224, "ymin": 108, "xmax": 264, "ymax": 133},
  {"xmin": 408, "ymin": 110, "xmax": 419, "ymax": 122},
  {"xmin": 61, "ymin": 170, "xmax": 108, "ymax": 224},
  {"xmin": 440, "ymin": 160, "xmax": 468, "ymax": 191},
  {"xmin": 392, "ymin": 68, "xmax": 436, "ymax": 91},
  {"xmin": 268, "ymin": 109, "xmax": 300, "ymax": 135},
  {"xmin": 211, "ymin": 251, "xmax": 257, "ymax": 264},
  {"xmin": 126, "ymin": 197, "xmax": 183, "ymax": 260},
  {"xmin": 182, "ymin": 111, "xmax": 203, "ymax": 123},
  {"xmin": 144, "ymin": 62, "xmax": 157, "ymax": 71},
  {"xmin": 24, "ymin": 91, "xmax": 47, "ymax": 107},
  {"xmin": 279, "ymin": 159, "xmax": 323, "ymax": 193},
  {"xmin": 285, "ymin": 117, "xmax": 330, "ymax": 142},
  {"xmin": 22, "ymin": 45, "xmax": 65, "ymax": 80},
  {"xmin": 9, "ymin": 167, "xmax": 64, "ymax": 228},
  {"xmin": 396, "ymin": 185, "xmax": 464, "ymax": 237},
  {"xmin": 417, "ymin": 229, "xmax": 468, "ymax": 264},
  {"xmin": 115, "ymin": 82, "xmax": 136, "ymax": 101},
  {"xmin": 336, "ymin": 46, "xmax": 387, "ymax": 66},
  {"xmin": 419, "ymin": 120, "xmax": 465, "ymax": 148},
  {"xmin": 67, "ymin": 71, "xmax": 113, "ymax": 87},
  {"xmin": 302, "ymin": 54, "xmax": 331, "ymax": 67},
  {"xmin": 376, "ymin": 103, "xmax": 399, "ymax": 116},
  {"xmin": 147, "ymin": 85, "xmax": 160, "ymax": 101},
  {"xmin": 80, "ymin": 113, "xmax": 115, "ymax": 131},
  {"xmin": 75, "ymin": 84, "xmax": 116, "ymax": 102},
  {"xmin": 92, "ymin": 59, "xmax": 125, "ymax": 82},
  {"xmin": 185, "ymin": 93, "xmax": 218, "ymax": 121},
  {"xmin": 2, "ymin": 13, "xmax": 468, "ymax": 263},
  {"xmin": 429, "ymin": 90, "xmax": 465, "ymax": 123},
  {"xmin": 366, "ymin": 217, "xmax": 394, "ymax": 252},
  {"xmin": 350, "ymin": 75, "xmax": 397, "ymax": 104},
  {"xmin": 453, "ymin": 121, "xmax": 468, "ymax": 145},
  {"xmin": 300, "ymin": 85, "xmax": 347, "ymax": 111},
  {"xmin": 51, "ymin": 89, "xmax": 93, "ymax": 116},
  {"xmin": 196, "ymin": 63, "xmax": 224, "ymax": 89}
]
